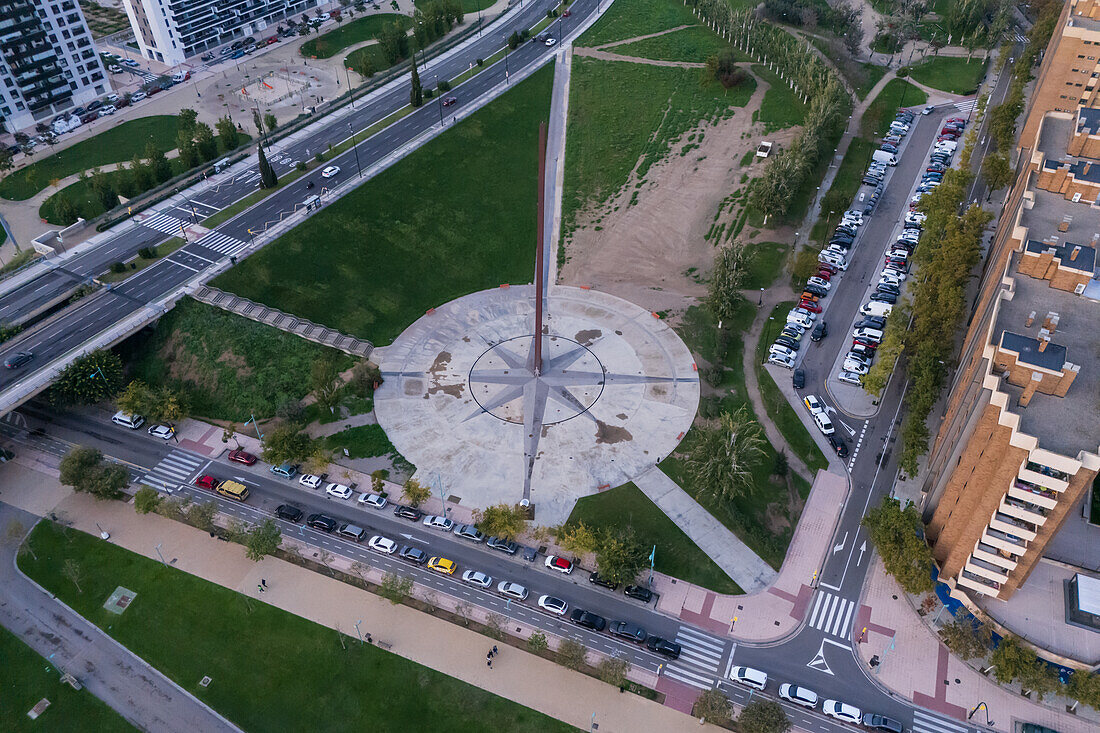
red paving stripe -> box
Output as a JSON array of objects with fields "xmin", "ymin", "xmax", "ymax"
[
  {"xmin": 177, "ymin": 439, "xmax": 215, "ymax": 456},
  {"xmin": 656, "ymin": 676, "xmax": 698, "ymax": 714},
  {"xmin": 911, "ymin": 645, "xmax": 966, "ymax": 719},
  {"xmin": 678, "ymin": 593, "xmax": 730, "ymax": 635},
  {"xmin": 855, "ymin": 604, "xmax": 895, "ymax": 637}
]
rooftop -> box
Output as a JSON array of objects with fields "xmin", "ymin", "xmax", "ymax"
[
  {"xmin": 1038, "ymin": 114, "xmax": 1076, "ymax": 160},
  {"xmin": 1024, "ymin": 238, "xmax": 1097, "ymax": 273},
  {"xmin": 1078, "ymin": 107, "xmax": 1100, "ymax": 136},
  {"xmin": 1018, "ymin": 183, "xmax": 1100, "ymax": 258}
]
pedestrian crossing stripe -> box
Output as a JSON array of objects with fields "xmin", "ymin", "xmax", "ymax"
[
  {"xmin": 807, "ymin": 591, "xmax": 854, "ymax": 639},
  {"xmin": 954, "ymin": 99, "xmax": 978, "ymax": 114},
  {"xmin": 913, "ymin": 709, "xmax": 970, "ymax": 733},
  {"xmin": 195, "ymin": 230, "xmax": 248, "ymax": 257},
  {"xmin": 138, "ymin": 212, "xmax": 186, "ymax": 235},
  {"xmin": 662, "ymin": 664, "xmax": 713, "ymax": 689},
  {"xmin": 141, "ymin": 451, "xmax": 206, "ymax": 490}
]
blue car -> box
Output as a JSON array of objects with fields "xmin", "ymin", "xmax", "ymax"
[{"xmin": 231, "ymin": 50, "xmax": 245, "ymax": 59}]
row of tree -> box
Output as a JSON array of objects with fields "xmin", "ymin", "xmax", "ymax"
[{"xmin": 760, "ymin": 0, "xmax": 862, "ymax": 56}]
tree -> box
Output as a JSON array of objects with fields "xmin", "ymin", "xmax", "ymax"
[
  {"xmin": 376, "ymin": 20, "xmax": 409, "ymax": 65},
  {"xmin": 402, "ymin": 478, "xmax": 431, "ymax": 507},
  {"xmin": 62, "ymin": 559, "xmax": 84, "ymax": 593},
  {"xmin": 410, "ymin": 57, "xmax": 423, "ymax": 108},
  {"xmin": 685, "ymin": 407, "xmax": 766, "ymax": 504},
  {"xmin": 145, "ymin": 141, "xmax": 172, "ymax": 183},
  {"xmin": 556, "ymin": 639, "xmax": 588, "ymax": 670},
  {"xmin": 177, "ymin": 107, "xmax": 198, "ymax": 135},
  {"xmin": 177, "ymin": 130, "xmax": 199, "ymax": 170},
  {"xmin": 261, "ymin": 424, "xmax": 314, "ymax": 465},
  {"xmin": 705, "ymin": 50, "xmax": 749, "ymax": 88},
  {"xmin": 693, "ymin": 688, "xmax": 731, "ymax": 725},
  {"xmin": 52, "ymin": 195, "xmax": 79, "ymax": 225},
  {"xmin": 0, "ymin": 147, "xmax": 12, "ymax": 173},
  {"xmin": 310, "ymin": 356, "xmax": 342, "ymax": 413},
  {"xmin": 474, "ymin": 503, "xmax": 526, "ymax": 540},
  {"xmin": 257, "ymin": 144, "xmax": 278, "ymax": 189},
  {"xmin": 59, "ymin": 446, "xmax": 128, "ymax": 499},
  {"xmin": 118, "ymin": 380, "xmax": 186, "ymax": 424},
  {"xmin": 595, "ymin": 657, "xmax": 630, "ymax": 687},
  {"xmin": 938, "ymin": 618, "xmax": 992, "ymax": 660},
  {"xmin": 133, "ymin": 487, "xmax": 162, "ymax": 514},
  {"xmin": 708, "ymin": 240, "xmax": 748, "ymax": 322},
  {"xmin": 990, "ymin": 635, "xmax": 1060, "ymax": 698},
  {"xmin": 353, "ymin": 54, "xmax": 375, "ymax": 79},
  {"xmin": 861, "ymin": 497, "xmax": 935, "ymax": 594},
  {"xmin": 981, "ymin": 153, "xmax": 1012, "ymax": 200},
  {"xmin": 50, "ymin": 350, "xmax": 123, "ymax": 406},
  {"xmin": 379, "ymin": 572, "xmax": 413, "ymax": 604},
  {"xmin": 186, "ymin": 501, "xmax": 217, "ymax": 532},
  {"xmin": 195, "ymin": 122, "xmax": 219, "ymax": 161},
  {"xmin": 527, "ymin": 630, "xmax": 549, "ymax": 653},
  {"xmin": 245, "ymin": 519, "xmax": 282, "ymax": 561},
  {"xmin": 739, "ymin": 699, "xmax": 791, "ymax": 733},
  {"xmin": 215, "ymin": 115, "xmax": 239, "ymax": 151},
  {"xmin": 88, "ymin": 167, "xmax": 118, "ymax": 211},
  {"xmin": 264, "ymin": 112, "xmax": 278, "ymax": 135},
  {"xmin": 118, "ymin": 380, "xmax": 155, "ymax": 418},
  {"xmin": 1066, "ymin": 670, "xmax": 1100, "ymax": 711},
  {"xmin": 595, "ymin": 527, "xmax": 646, "ymax": 585},
  {"xmin": 252, "ymin": 108, "xmax": 264, "ymax": 137},
  {"xmin": 557, "ymin": 521, "xmax": 599, "ymax": 556}
]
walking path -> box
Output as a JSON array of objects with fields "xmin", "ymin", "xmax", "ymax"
[
  {"xmin": 572, "ymin": 47, "xmax": 705, "ymax": 68},
  {"xmin": 0, "ymin": 496, "xmax": 241, "ymax": 733}
]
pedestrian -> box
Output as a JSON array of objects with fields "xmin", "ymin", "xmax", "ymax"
[
  {"xmin": 492, "ymin": 645, "xmax": 498, "ymax": 655},
  {"xmin": 487, "ymin": 659, "xmax": 492, "ymax": 668},
  {"xmin": 257, "ymin": 584, "xmax": 264, "ymax": 593},
  {"xmin": 366, "ymin": 633, "xmax": 373, "ymax": 644},
  {"xmin": 486, "ymin": 651, "xmax": 492, "ymax": 660},
  {"xmin": 261, "ymin": 578, "xmax": 267, "ymax": 587}
]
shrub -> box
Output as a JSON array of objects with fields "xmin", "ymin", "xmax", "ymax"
[
  {"xmin": 138, "ymin": 246, "xmax": 157, "ymax": 259},
  {"xmin": 110, "ymin": 261, "xmax": 127, "ymax": 274},
  {"xmin": 438, "ymin": 80, "xmax": 451, "ymax": 92}
]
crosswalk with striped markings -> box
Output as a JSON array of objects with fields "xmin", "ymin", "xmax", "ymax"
[
  {"xmin": 138, "ymin": 212, "xmax": 188, "ymax": 236},
  {"xmin": 141, "ymin": 450, "xmax": 206, "ymax": 491},
  {"xmin": 806, "ymin": 590, "xmax": 855, "ymax": 640},
  {"xmin": 953, "ymin": 99, "xmax": 978, "ymax": 116},
  {"xmin": 913, "ymin": 709, "xmax": 973, "ymax": 733},
  {"xmin": 195, "ymin": 230, "xmax": 249, "ymax": 257},
  {"xmin": 662, "ymin": 626, "xmax": 727, "ymax": 689}
]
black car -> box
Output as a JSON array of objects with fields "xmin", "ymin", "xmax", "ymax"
[
  {"xmin": 827, "ymin": 434, "xmax": 849, "ymax": 458},
  {"xmin": 810, "ymin": 321, "xmax": 828, "ymax": 342},
  {"xmin": 608, "ymin": 620, "xmax": 647, "ymax": 643},
  {"xmin": 870, "ymin": 291, "xmax": 897, "ymax": 304},
  {"xmin": 275, "ymin": 504, "xmax": 303, "ymax": 522},
  {"xmin": 306, "ymin": 513, "xmax": 337, "ymax": 532},
  {"xmin": 803, "ymin": 285, "xmax": 828, "ymax": 297},
  {"xmin": 624, "ymin": 585, "xmax": 654, "ymax": 603},
  {"xmin": 646, "ymin": 636, "xmax": 682, "ymax": 659},
  {"xmin": 487, "ymin": 536, "xmax": 518, "ymax": 555},
  {"xmin": 521, "ymin": 545, "xmax": 538, "ymax": 562},
  {"xmin": 399, "ymin": 545, "xmax": 428, "ymax": 564},
  {"xmin": 792, "ymin": 368, "xmax": 805, "ymax": 390},
  {"xmin": 876, "ymin": 283, "xmax": 900, "ymax": 296},
  {"xmin": 856, "ymin": 316, "xmax": 886, "ymax": 330},
  {"xmin": 200, "ymin": 52, "xmax": 214, "ymax": 61},
  {"xmin": 861, "ymin": 714, "xmax": 904, "ymax": 733},
  {"xmin": 569, "ymin": 609, "xmax": 607, "ymax": 631},
  {"xmin": 589, "ymin": 572, "xmax": 619, "ymax": 591},
  {"xmin": 4, "ymin": 351, "xmax": 33, "ymax": 369},
  {"xmin": 231, "ymin": 40, "xmax": 244, "ymax": 50},
  {"xmin": 394, "ymin": 505, "xmax": 423, "ymax": 521},
  {"xmin": 774, "ymin": 336, "xmax": 799, "ymax": 351}
]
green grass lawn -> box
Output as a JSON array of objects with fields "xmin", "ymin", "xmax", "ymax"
[
  {"xmin": 815, "ymin": 136, "xmax": 874, "ymax": 235},
  {"xmin": 565, "ymin": 482, "xmax": 743, "ymax": 594},
  {"xmin": 906, "ymin": 57, "xmax": 987, "ymax": 95},
  {"xmin": 343, "ymin": 44, "xmax": 392, "ymax": 79},
  {"xmin": 116, "ymin": 299, "xmax": 354, "ymax": 421},
  {"xmin": 577, "ymin": 0, "xmax": 703, "ymax": 46},
  {"xmin": 854, "ymin": 63, "xmax": 889, "ymax": 100},
  {"xmin": 18, "ymin": 522, "xmax": 574, "ymax": 733},
  {"xmin": 860, "ymin": 78, "xmax": 928, "ymax": 137},
  {"xmin": 0, "ymin": 116, "xmax": 181, "ymax": 201},
  {"xmin": 753, "ymin": 64, "xmax": 808, "ymax": 132},
  {"xmin": 323, "ymin": 424, "xmax": 396, "ymax": 459},
  {"xmin": 300, "ymin": 14, "xmax": 409, "ymax": 59},
  {"xmin": 213, "ymin": 65, "xmax": 553, "ymax": 345},
  {"xmin": 562, "ymin": 57, "xmax": 754, "ymax": 237},
  {"xmin": 742, "ymin": 241, "xmax": 788, "ymax": 290},
  {"xmin": 0, "ymin": 625, "xmax": 134, "ymax": 732},
  {"xmin": 608, "ymin": 25, "xmax": 736, "ymax": 63}
]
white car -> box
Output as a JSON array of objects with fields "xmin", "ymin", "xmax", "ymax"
[
  {"xmin": 423, "ymin": 515, "xmax": 455, "ymax": 531},
  {"xmin": 768, "ymin": 353, "xmax": 796, "ymax": 369},
  {"xmin": 130, "ymin": 91, "xmax": 147, "ymax": 102},
  {"xmin": 792, "ymin": 306, "xmax": 817, "ymax": 321},
  {"xmin": 545, "ymin": 37, "xmax": 557, "ymax": 46},
  {"xmin": 325, "ymin": 482, "xmax": 353, "ymax": 499},
  {"xmin": 358, "ymin": 492, "xmax": 387, "ymax": 509},
  {"xmin": 368, "ymin": 535, "xmax": 397, "ymax": 554},
  {"xmin": 803, "ymin": 395, "xmax": 824, "ymax": 415},
  {"xmin": 147, "ymin": 424, "xmax": 173, "ymax": 440},
  {"xmin": 98, "ymin": 104, "xmax": 117, "ymax": 116},
  {"xmin": 729, "ymin": 665, "xmax": 768, "ymax": 690},
  {"xmin": 318, "ymin": 11, "xmax": 331, "ymax": 20},
  {"xmin": 779, "ymin": 683, "xmax": 819, "ymax": 708},
  {"xmin": 823, "ymin": 700, "xmax": 862, "ymax": 725},
  {"xmin": 497, "ymin": 581, "xmax": 529, "ymax": 601},
  {"xmin": 813, "ymin": 411, "xmax": 835, "ymax": 436},
  {"xmin": 883, "ymin": 266, "xmax": 907, "ymax": 280},
  {"xmin": 321, "ymin": 165, "xmax": 340, "ymax": 178},
  {"xmin": 905, "ymin": 212, "xmax": 927, "ymax": 224},
  {"xmin": 537, "ymin": 594, "xmax": 568, "ymax": 615},
  {"xmin": 786, "ymin": 314, "xmax": 813, "ymax": 330},
  {"xmin": 852, "ymin": 328, "xmax": 883, "ymax": 343},
  {"xmin": 843, "ymin": 359, "xmax": 870, "ymax": 375},
  {"xmin": 769, "ymin": 344, "xmax": 797, "ymax": 360},
  {"xmin": 299, "ymin": 474, "xmax": 322, "ymax": 489},
  {"xmin": 807, "ymin": 276, "xmax": 831, "ymax": 290},
  {"xmin": 462, "ymin": 570, "xmax": 493, "ymax": 588},
  {"xmin": 838, "ymin": 371, "xmax": 863, "ymax": 386}
]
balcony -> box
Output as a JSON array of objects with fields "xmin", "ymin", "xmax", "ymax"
[
  {"xmin": 1010, "ymin": 480, "xmax": 1060, "ymax": 510},
  {"xmin": 983, "ymin": 527, "xmax": 1028, "ymax": 554},
  {"xmin": 958, "ymin": 570, "xmax": 1002, "ymax": 598},
  {"xmin": 965, "ymin": 555, "xmax": 1010, "ymax": 583},
  {"xmin": 990, "ymin": 512, "xmax": 1037, "ymax": 541},
  {"xmin": 974, "ymin": 542, "xmax": 1018, "ymax": 570},
  {"xmin": 1020, "ymin": 462, "xmax": 1069, "ymax": 491},
  {"xmin": 1000, "ymin": 496, "xmax": 1049, "ymax": 526}
]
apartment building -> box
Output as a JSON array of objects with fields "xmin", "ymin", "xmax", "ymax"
[
  {"xmin": 0, "ymin": 0, "xmax": 109, "ymax": 133},
  {"xmin": 121, "ymin": 0, "xmax": 322, "ymax": 66},
  {"xmin": 1019, "ymin": 0, "xmax": 1100, "ymax": 149},
  {"xmin": 922, "ymin": 106, "xmax": 1100, "ymax": 603}
]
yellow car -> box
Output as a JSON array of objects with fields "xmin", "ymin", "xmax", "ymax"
[{"xmin": 427, "ymin": 556, "xmax": 456, "ymax": 575}]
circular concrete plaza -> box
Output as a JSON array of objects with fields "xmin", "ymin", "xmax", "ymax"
[{"xmin": 373, "ymin": 285, "xmax": 699, "ymax": 525}]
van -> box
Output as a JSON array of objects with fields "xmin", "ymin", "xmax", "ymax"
[
  {"xmin": 871, "ymin": 150, "xmax": 897, "ymax": 166},
  {"xmin": 852, "ymin": 327, "xmax": 884, "ymax": 342},
  {"xmin": 112, "ymin": 410, "xmax": 145, "ymax": 429},
  {"xmin": 860, "ymin": 301, "xmax": 892, "ymax": 317},
  {"xmin": 730, "ymin": 666, "xmax": 768, "ymax": 690},
  {"xmin": 337, "ymin": 523, "xmax": 366, "ymax": 542},
  {"xmin": 215, "ymin": 479, "xmax": 250, "ymax": 502}
]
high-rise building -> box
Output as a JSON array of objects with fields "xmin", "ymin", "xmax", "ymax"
[
  {"xmin": 0, "ymin": 0, "xmax": 109, "ymax": 133},
  {"xmin": 121, "ymin": 0, "xmax": 321, "ymax": 67}
]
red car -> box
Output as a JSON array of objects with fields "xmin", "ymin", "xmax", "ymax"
[
  {"xmin": 817, "ymin": 262, "xmax": 838, "ymax": 275},
  {"xmin": 228, "ymin": 449, "xmax": 257, "ymax": 465},
  {"xmin": 799, "ymin": 300, "xmax": 823, "ymax": 313},
  {"xmin": 562, "ymin": 8, "xmax": 571, "ymax": 15},
  {"xmin": 852, "ymin": 338, "xmax": 879, "ymax": 349},
  {"xmin": 441, "ymin": 96, "xmax": 457, "ymax": 107},
  {"xmin": 814, "ymin": 269, "xmax": 832, "ymax": 281},
  {"xmin": 947, "ymin": 117, "xmax": 965, "ymax": 124},
  {"xmin": 194, "ymin": 474, "xmax": 218, "ymax": 490}
]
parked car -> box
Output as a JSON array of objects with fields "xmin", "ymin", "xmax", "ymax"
[
  {"xmin": 768, "ymin": 352, "xmax": 796, "ymax": 369},
  {"xmin": 862, "ymin": 714, "xmax": 904, "ymax": 733},
  {"xmin": 394, "ymin": 505, "xmax": 423, "ymax": 521},
  {"xmin": 569, "ymin": 609, "xmax": 607, "ymax": 631},
  {"xmin": 779, "ymin": 684, "xmax": 819, "ymax": 708},
  {"xmin": 487, "ymin": 536, "xmax": 519, "ymax": 555},
  {"xmin": 427, "ymin": 556, "xmax": 456, "ymax": 575},
  {"xmin": 299, "ymin": 473, "xmax": 322, "ymax": 489},
  {"xmin": 325, "ymin": 482, "xmax": 353, "ymax": 499},
  {"xmin": 400, "ymin": 546, "xmax": 428, "ymax": 564},
  {"xmin": 823, "ymin": 701, "xmax": 862, "ymax": 725},
  {"xmin": 358, "ymin": 492, "xmax": 387, "ymax": 509},
  {"xmin": 538, "ymin": 595, "xmax": 568, "ymax": 615},
  {"xmin": 813, "ymin": 411, "xmax": 835, "ymax": 436},
  {"xmin": 130, "ymin": 91, "xmax": 147, "ymax": 102},
  {"xmin": 589, "ymin": 572, "xmax": 619, "ymax": 590},
  {"xmin": 148, "ymin": 423, "xmax": 173, "ymax": 440},
  {"xmin": 462, "ymin": 570, "xmax": 492, "ymax": 588},
  {"xmin": 792, "ymin": 368, "xmax": 805, "ymax": 389},
  {"xmin": 306, "ymin": 513, "xmax": 337, "ymax": 532},
  {"xmin": 803, "ymin": 395, "xmax": 824, "ymax": 415},
  {"xmin": 275, "ymin": 504, "xmax": 303, "ymax": 522},
  {"xmin": 497, "ymin": 581, "xmax": 529, "ymax": 601},
  {"xmin": 608, "ymin": 621, "xmax": 647, "ymax": 643},
  {"xmin": 453, "ymin": 524, "xmax": 485, "ymax": 542},
  {"xmin": 270, "ymin": 462, "xmax": 297, "ymax": 479},
  {"xmin": 827, "ymin": 434, "xmax": 849, "ymax": 458},
  {"xmin": 194, "ymin": 474, "xmax": 217, "ymax": 490},
  {"xmin": 624, "ymin": 585, "xmax": 654, "ymax": 603},
  {"xmin": 228, "ymin": 448, "xmax": 257, "ymax": 465},
  {"xmin": 545, "ymin": 555, "xmax": 574, "ymax": 574},
  {"xmin": 837, "ymin": 371, "xmax": 863, "ymax": 386},
  {"xmin": 646, "ymin": 636, "xmax": 681, "ymax": 659},
  {"xmin": 423, "ymin": 515, "xmax": 455, "ymax": 531},
  {"xmin": 730, "ymin": 666, "xmax": 768, "ymax": 690}
]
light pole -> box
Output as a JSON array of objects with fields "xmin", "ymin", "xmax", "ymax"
[
  {"xmin": 476, "ymin": 1, "xmax": 482, "ymax": 36},
  {"xmin": 347, "ymin": 122, "xmax": 362, "ymax": 177},
  {"xmin": 758, "ymin": 287, "xmax": 764, "ymax": 306},
  {"xmin": 344, "ymin": 65, "xmax": 354, "ymax": 107},
  {"xmin": 437, "ymin": 95, "xmax": 445, "ymax": 128},
  {"xmin": 247, "ymin": 228, "xmax": 256, "ymax": 247},
  {"xmin": 154, "ymin": 543, "xmax": 168, "ymax": 568},
  {"xmin": 354, "ymin": 619, "xmax": 364, "ymax": 644},
  {"xmin": 503, "ymin": 37, "xmax": 510, "ymax": 83},
  {"xmin": 247, "ymin": 413, "xmax": 263, "ymax": 440},
  {"xmin": 762, "ymin": 316, "xmax": 775, "ymax": 363}
]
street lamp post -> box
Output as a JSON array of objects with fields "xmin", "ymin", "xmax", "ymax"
[
  {"xmin": 354, "ymin": 619, "xmax": 364, "ymax": 644},
  {"xmin": 503, "ymin": 37, "xmax": 510, "ymax": 83},
  {"xmin": 345, "ymin": 65, "xmax": 354, "ymax": 107},
  {"xmin": 437, "ymin": 96, "xmax": 445, "ymax": 128},
  {"xmin": 347, "ymin": 122, "xmax": 362, "ymax": 177}
]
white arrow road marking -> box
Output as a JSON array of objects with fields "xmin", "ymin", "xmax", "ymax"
[
  {"xmin": 832, "ymin": 532, "xmax": 848, "ymax": 555},
  {"xmin": 857, "ymin": 541, "xmax": 867, "ymax": 566},
  {"xmin": 839, "ymin": 419, "xmax": 856, "ymax": 437},
  {"xmin": 807, "ymin": 639, "xmax": 834, "ymax": 676}
]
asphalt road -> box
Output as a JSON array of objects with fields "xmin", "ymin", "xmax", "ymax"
[{"xmin": 0, "ymin": 0, "xmax": 588, "ymax": 395}]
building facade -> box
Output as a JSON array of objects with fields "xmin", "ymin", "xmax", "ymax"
[
  {"xmin": 121, "ymin": 0, "xmax": 322, "ymax": 67},
  {"xmin": 0, "ymin": 0, "xmax": 109, "ymax": 133}
]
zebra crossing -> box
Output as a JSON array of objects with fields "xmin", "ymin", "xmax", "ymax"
[
  {"xmin": 913, "ymin": 709, "xmax": 972, "ymax": 733},
  {"xmin": 1011, "ymin": 32, "xmax": 1028, "ymax": 43},
  {"xmin": 195, "ymin": 230, "xmax": 249, "ymax": 257},
  {"xmin": 806, "ymin": 590, "xmax": 855, "ymax": 640},
  {"xmin": 141, "ymin": 451, "xmax": 206, "ymax": 492},
  {"xmin": 139, "ymin": 211, "xmax": 187, "ymax": 236},
  {"xmin": 662, "ymin": 626, "xmax": 727, "ymax": 689},
  {"xmin": 953, "ymin": 98, "xmax": 978, "ymax": 116}
]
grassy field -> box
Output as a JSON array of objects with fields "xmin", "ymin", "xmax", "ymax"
[
  {"xmin": 608, "ymin": 25, "xmax": 736, "ymax": 63},
  {"xmin": 323, "ymin": 424, "xmax": 397, "ymax": 459},
  {"xmin": 562, "ymin": 57, "xmax": 754, "ymax": 237},
  {"xmin": 0, "ymin": 624, "xmax": 134, "ymax": 732},
  {"xmin": 753, "ymin": 64, "xmax": 807, "ymax": 132},
  {"xmin": 301, "ymin": 14, "xmax": 409, "ymax": 58},
  {"xmin": 906, "ymin": 57, "xmax": 987, "ymax": 95},
  {"xmin": 0, "ymin": 117, "xmax": 181, "ymax": 201},
  {"xmin": 213, "ymin": 66, "xmax": 553, "ymax": 345},
  {"xmin": 577, "ymin": 0, "xmax": 704, "ymax": 46},
  {"xmin": 18, "ymin": 522, "xmax": 575, "ymax": 733},
  {"xmin": 116, "ymin": 299, "xmax": 354, "ymax": 421},
  {"xmin": 743, "ymin": 241, "xmax": 788, "ymax": 290},
  {"xmin": 854, "ymin": 63, "xmax": 889, "ymax": 100},
  {"xmin": 343, "ymin": 44, "xmax": 391, "ymax": 79},
  {"xmin": 860, "ymin": 78, "xmax": 928, "ymax": 137},
  {"xmin": 811, "ymin": 136, "xmax": 874, "ymax": 242},
  {"xmin": 565, "ymin": 482, "xmax": 743, "ymax": 594}
]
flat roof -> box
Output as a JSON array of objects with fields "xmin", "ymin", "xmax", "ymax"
[
  {"xmin": 1078, "ymin": 107, "xmax": 1100, "ymax": 135},
  {"xmin": 1075, "ymin": 573, "xmax": 1100, "ymax": 614},
  {"xmin": 999, "ymin": 330, "xmax": 1067, "ymax": 371},
  {"xmin": 1024, "ymin": 238, "xmax": 1097, "ymax": 273},
  {"xmin": 1038, "ymin": 115, "xmax": 1075, "ymax": 160}
]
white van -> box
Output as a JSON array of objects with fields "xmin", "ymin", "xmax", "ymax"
[
  {"xmin": 872, "ymin": 150, "xmax": 898, "ymax": 166},
  {"xmin": 730, "ymin": 666, "xmax": 768, "ymax": 690},
  {"xmin": 852, "ymin": 327, "xmax": 884, "ymax": 342},
  {"xmin": 860, "ymin": 301, "xmax": 892, "ymax": 317},
  {"xmin": 112, "ymin": 411, "xmax": 145, "ymax": 429}
]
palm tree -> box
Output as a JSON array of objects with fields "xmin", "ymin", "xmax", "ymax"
[{"xmin": 685, "ymin": 407, "xmax": 766, "ymax": 503}]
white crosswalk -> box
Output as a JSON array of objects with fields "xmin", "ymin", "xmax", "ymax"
[
  {"xmin": 195, "ymin": 230, "xmax": 248, "ymax": 257},
  {"xmin": 1011, "ymin": 32, "xmax": 1028, "ymax": 43},
  {"xmin": 141, "ymin": 451, "xmax": 206, "ymax": 491},
  {"xmin": 806, "ymin": 590, "xmax": 855, "ymax": 640},
  {"xmin": 662, "ymin": 626, "xmax": 726, "ymax": 689},
  {"xmin": 139, "ymin": 212, "xmax": 187, "ymax": 236},
  {"xmin": 913, "ymin": 709, "xmax": 971, "ymax": 733},
  {"xmin": 954, "ymin": 99, "xmax": 978, "ymax": 115}
]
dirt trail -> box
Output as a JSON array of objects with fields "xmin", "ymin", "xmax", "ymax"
[
  {"xmin": 572, "ymin": 47, "xmax": 706, "ymax": 69},
  {"xmin": 589, "ymin": 25, "xmax": 697, "ymax": 51}
]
